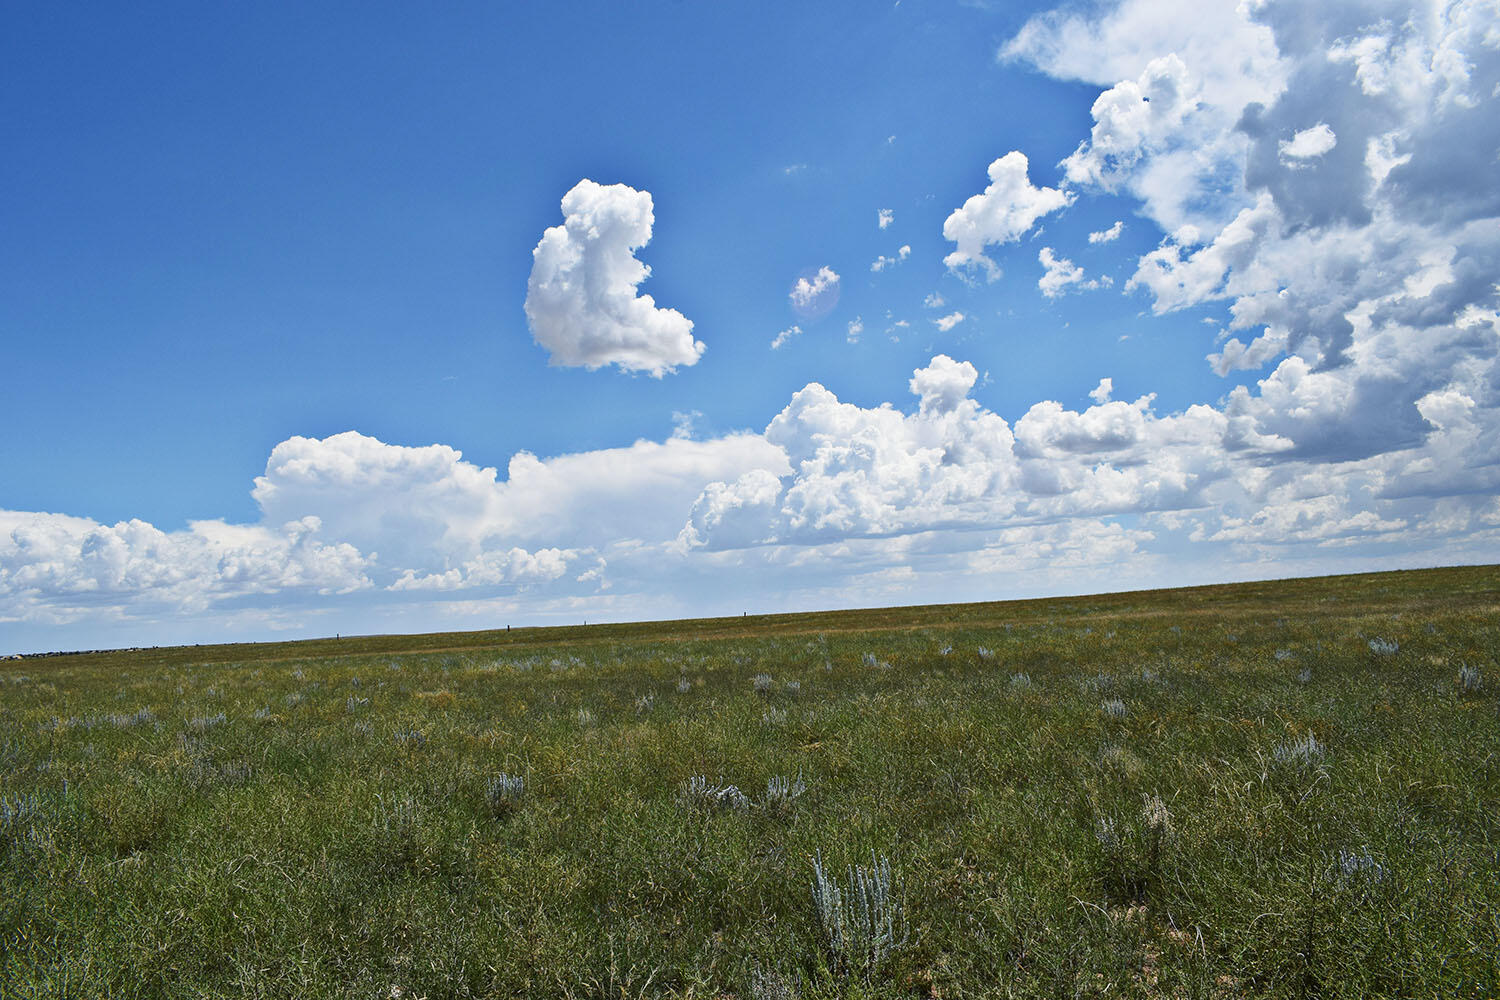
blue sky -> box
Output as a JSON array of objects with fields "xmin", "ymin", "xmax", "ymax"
[{"xmin": 4, "ymin": 1, "xmax": 1498, "ymax": 652}]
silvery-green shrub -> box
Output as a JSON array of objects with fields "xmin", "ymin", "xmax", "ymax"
[
  {"xmin": 1334, "ymin": 846, "xmax": 1387, "ymax": 885},
  {"xmin": 764, "ymin": 771, "xmax": 806, "ymax": 814},
  {"xmin": 188, "ymin": 712, "xmax": 226, "ymax": 732},
  {"xmin": 810, "ymin": 850, "xmax": 907, "ymax": 978},
  {"xmin": 748, "ymin": 964, "xmax": 801, "ymax": 1000},
  {"xmin": 485, "ymin": 773, "xmax": 524, "ymax": 818},
  {"xmin": 392, "ymin": 727, "xmax": 426, "ymax": 748},
  {"xmin": 1272, "ymin": 732, "xmax": 1326, "ymax": 775},
  {"xmin": 0, "ymin": 792, "xmax": 41, "ymax": 832},
  {"xmin": 678, "ymin": 775, "xmax": 750, "ymax": 813}
]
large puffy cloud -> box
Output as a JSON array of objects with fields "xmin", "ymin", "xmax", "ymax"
[
  {"xmin": 1060, "ymin": 54, "xmax": 1198, "ymax": 190},
  {"xmin": 1013, "ymin": 395, "xmax": 1229, "ymax": 515},
  {"xmin": 0, "ymin": 510, "xmax": 371, "ymax": 626},
  {"xmin": 680, "ymin": 356, "xmax": 1020, "ymax": 547},
  {"xmin": 524, "ymin": 179, "xmax": 705, "ymax": 377},
  {"xmin": 2, "ymin": 428, "xmax": 786, "ymax": 631},
  {"xmin": 493, "ymin": 433, "xmax": 787, "ymax": 548},
  {"xmin": 253, "ymin": 432, "xmax": 509, "ymax": 576},
  {"xmin": 253, "ymin": 429, "xmax": 786, "ymax": 576},
  {"xmin": 680, "ymin": 355, "xmax": 1240, "ymax": 551},
  {"xmin": 680, "ymin": 311, "xmax": 1498, "ymax": 575},
  {"xmin": 1021, "ymin": 0, "xmax": 1500, "ymax": 471},
  {"xmin": 943, "ymin": 152, "xmax": 1071, "ymax": 280},
  {"xmin": 1002, "ymin": 0, "xmax": 1285, "ymax": 110},
  {"xmin": 1005, "ymin": 0, "xmax": 1286, "ymax": 233}
]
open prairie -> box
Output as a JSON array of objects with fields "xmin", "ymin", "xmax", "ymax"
[{"xmin": 2, "ymin": 565, "xmax": 1498, "ymax": 998}]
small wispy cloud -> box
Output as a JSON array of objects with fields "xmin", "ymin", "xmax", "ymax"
[
  {"xmin": 1039, "ymin": 247, "xmax": 1110, "ymax": 298},
  {"xmin": 934, "ymin": 311, "xmax": 966, "ymax": 332},
  {"xmin": 790, "ymin": 267, "xmax": 840, "ymax": 316},
  {"xmin": 1279, "ymin": 123, "xmax": 1337, "ymax": 164},
  {"xmin": 870, "ymin": 245, "xmax": 912, "ymax": 272},
  {"xmin": 1088, "ymin": 220, "xmax": 1123, "ymax": 244},
  {"xmin": 671, "ymin": 409, "xmax": 704, "ymax": 439}
]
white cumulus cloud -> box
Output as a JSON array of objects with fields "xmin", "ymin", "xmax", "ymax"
[
  {"xmin": 1089, "ymin": 221, "xmax": 1124, "ymax": 244},
  {"xmin": 524, "ymin": 179, "xmax": 705, "ymax": 377},
  {"xmin": 870, "ymin": 245, "xmax": 912, "ymax": 272},
  {"xmin": 771, "ymin": 325, "xmax": 803, "ymax": 350},
  {"xmin": 1279, "ymin": 123, "xmax": 1337, "ymax": 163},
  {"xmin": 1038, "ymin": 247, "xmax": 1088, "ymax": 297},
  {"xmin": 942, "ymin": 151, "xmax": 1072, "ymax": 280},
  {"xmin": 790, "ymin": 266, "xmax": 841, "ymax": 317},
  {"xmin": 1061, "ymin": 54, "xmax": 1198, "ymax": 190}
]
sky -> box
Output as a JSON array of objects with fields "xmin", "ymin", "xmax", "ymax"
[{"xmin": 3, "ymin": 0, "xmax": 1499, "ymax": 653}]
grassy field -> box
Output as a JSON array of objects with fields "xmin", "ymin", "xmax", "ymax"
[{"xmin": 2, "ymin": 566, "xmax": 1498, "ymax": 998}]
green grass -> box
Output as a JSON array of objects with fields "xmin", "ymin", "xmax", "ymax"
[{"xmin": 2, "ymin": 565, "xmax": 1498, "ymax": 998}]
